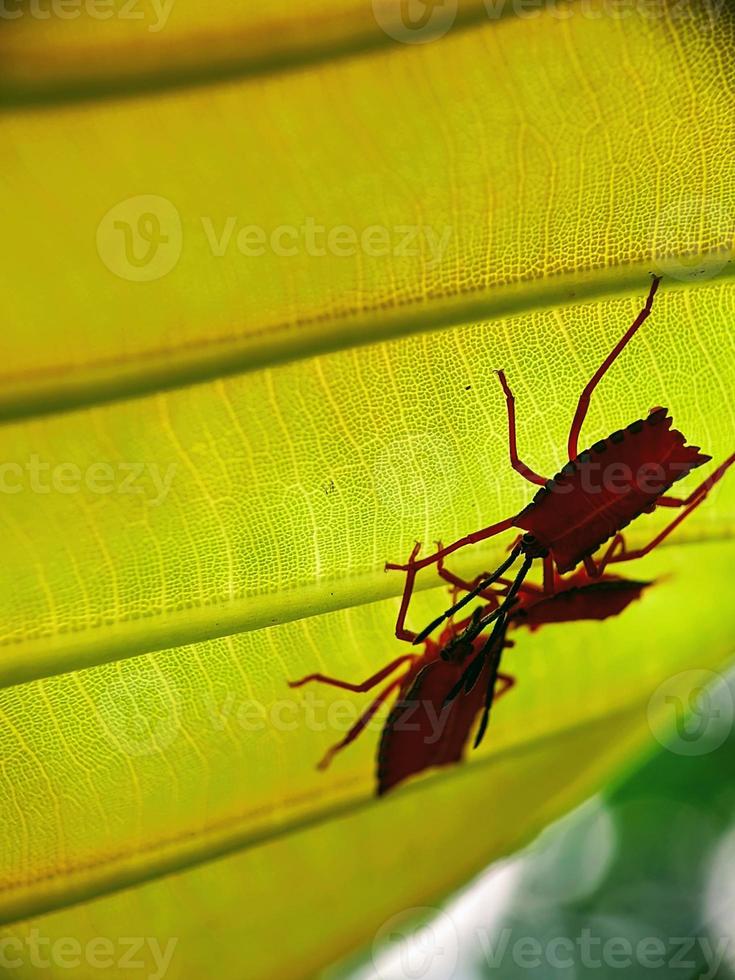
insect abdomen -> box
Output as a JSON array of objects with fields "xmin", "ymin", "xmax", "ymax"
[
  {"xmin": 515, "ymin": 575, "xmax": 651, "ymax": 631},
  {"xmin": 376, "ymin": 655, "xmax": 489, "ymax": 795},
  {"xmin": 514, "ymin": 409, "xmax": 710, "ymax": 573}
]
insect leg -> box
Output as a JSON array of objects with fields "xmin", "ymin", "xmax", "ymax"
[
  {"xmin": 289, "ymin": 655, "xmax": 415, "ymax": 693},
  {"xmin": 606, "ymin": 452, "xmax": 734, "ymax": 566},
  {"xmin": 386, "ymin": 516, "xmax": 518, "ymax": 573},
  {"xmin": 656, "ymin": 452, "xmax": 735, "ymax": 508},
  {"xmin": 316, "ymin": 676, "xmax": 404, "ymax": 770},
  {"xmin": 582, "ymin": 533, "xmax": 626, "ymax": 578},
  {"xmin": 495, "ymin": 671, "xmax": 516, "ymax": 700},
  {"xmin": 495, "ymin": 369, "xmax": 549, "ymax": 487},
  {"xmin": 386, "ymin": 541, "xmax": 422, "ymax": 642},
  {"xmin": 542, "ymin": 552, "xmax": 555, "ymax": 593},
  {"xmin": 610, "ymin": 496, "xmax": 715, "ymax": 564},
  {"xmin": 567, "ymin": 275, "xmax": 662, "ymax": 460}
]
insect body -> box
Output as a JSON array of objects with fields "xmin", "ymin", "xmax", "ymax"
[
  {"xmin": 510, "ymin": 568, "xmax": 651, "ymax": 631},
  {"xmin": 376, "ymin": 626, "xmax": 509, "ymax": 795},
  {"xmin": 288, "ymin": 571, "xmax": 514, "ymax": 794},
  {"xmin": 387, "ymin": 275, "xmax": 734, "ymax": 741},
  {"xmin": 290, "ymin": 556, "xmax": 651, "ymax": 795},
  {"xmin": 378, "ymin": 568, "xmax": 651, "ymax": 793},
  {"xmin": 513, "ymin": 406, "xmax": 709, "ymax": 575}
]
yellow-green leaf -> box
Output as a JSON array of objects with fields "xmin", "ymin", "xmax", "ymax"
[
  {"xmin": 1, "ymin": 1, "xmax": 734, "ymax": 977},
  {"xmin": 0, "ymin": 1, "xmax": 732, "ymax": 418}
]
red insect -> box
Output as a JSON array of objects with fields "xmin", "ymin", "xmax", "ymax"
[
  {"xmin": 288, "ymin": 562, "xmax": 513, "ymax": 793},
  {"xmin": 386, "ymin": 275, "xmax": 734, "ymax": 742},
  {"xmin": 290, "ymin": 549, "xmax": 651, "ymax": 795}
]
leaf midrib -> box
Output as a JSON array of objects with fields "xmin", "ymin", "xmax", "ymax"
[
  {"xmin": 0, "ymin": 0, "xmax": 504, "ymax": 110},
  {"xmin": 1, "ymin": 527, "xmax": 731, "ymax": 693},
  {"xmin": 0, "ymin": 698, "xmax": 650, "ymax": 928},
  {"xmin": 2, "ymin": 258, "xmax": 731, "ymax": 425}
]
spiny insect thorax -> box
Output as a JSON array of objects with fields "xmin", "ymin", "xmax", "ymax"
[{"xmin": 513, "ymin": 409, "xmax": 709, "ymax": 572}]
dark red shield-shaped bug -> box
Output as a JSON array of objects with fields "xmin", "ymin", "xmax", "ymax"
[
  {"xmin": 288, "ymin": 559, "xmax": 515, "ymax": 793},
  {"xmin": 509, "ymin": 568, "xmax": 651, "ymax": 632},
  {"xmin": 290, "ymin": 548, "xmax": 651, "ymax": 795},
  {"xmin": 387, "ymin": 275, "xmax": 734, "ymax": 744},
  {"xmin": 378, "ymin": 567, "xmax": 652, "ymax": 794},
  {"xmin": 375, "ymin": 625, "xmax": 510, "ymax": 795}
]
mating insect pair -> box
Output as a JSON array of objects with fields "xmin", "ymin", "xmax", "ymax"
[
  {"xmin": 292, "ymin": 275, "xmax": 734, "ymax": 794},
  {"xmin": 291, "ymin": 557, "xmax": 652, "ymax": 794},
  {"xmin": 386, "ymin": 275, "xmax": 733, "ymax": 754}
]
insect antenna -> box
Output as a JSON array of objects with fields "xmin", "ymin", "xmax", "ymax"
[
  {"xmin": 441, "ymin": 551, "xmax": 535, "ymax": 708},
  {"xmin": 442, "ymin": 608, "xmax": 509, "ymax": 706},
  {"xmin": 473, "ymin": 552, "xmax": 545, "ymax": 748},
  {"xmin": 471, "ymin": 552, "xmax": 534, "ymax": 638},
  {"xmin": 412, "ymin": 543, "xmax": 523, "ymax": 645},
  {"xmin": 473, "ymin": 617, "xmax": 511, "ymax": 749},
  {"xmin": 440, "ymin": 550, "xmax": 535, "ymax": 668}
]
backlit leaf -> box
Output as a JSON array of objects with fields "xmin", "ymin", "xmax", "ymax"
[{"xmin": 0, "ymin": 1, "xmax": 733, "ymax": 977}]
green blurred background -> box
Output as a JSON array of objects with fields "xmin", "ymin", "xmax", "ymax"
[{"xmin": 335, "ymin": 665, "xmax": 735, "ymax": 979}]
